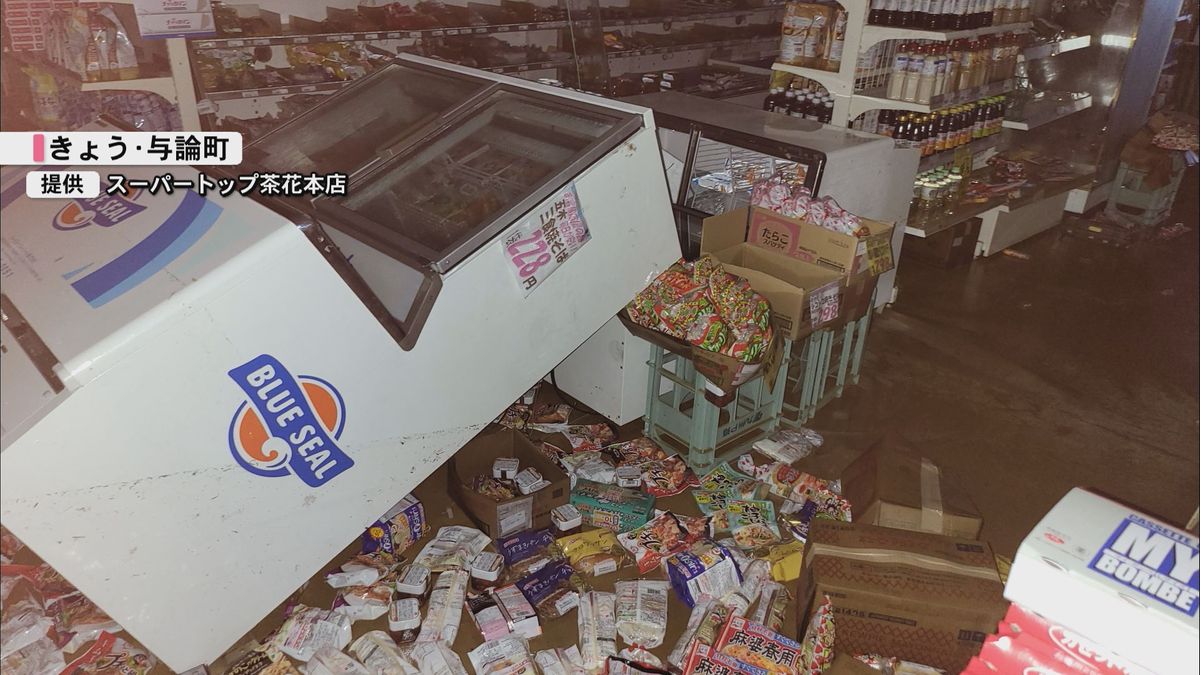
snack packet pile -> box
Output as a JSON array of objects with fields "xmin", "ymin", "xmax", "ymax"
[
  {"xmin": 626, "ymin": 256, "xmax": 773, "ymax": 364},
  {"xmin": 751, "ymin": 175, "xmax": 866, "ymax": 237},
  {"xmin": 617, "ymin": 512, "xmax": 696, "ymax": 573}
]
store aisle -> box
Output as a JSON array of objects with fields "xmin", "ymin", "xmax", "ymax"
[{"xmin": 814, "ymin": 171, "xmax": 1200, "ymax": 556}]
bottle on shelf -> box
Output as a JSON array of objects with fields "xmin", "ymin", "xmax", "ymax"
[
  {"xmin": 870, "ymin": 0, "xmax": 888, "ymax": 26},
  {"xmin": 897, "ymin": 0, "xmax": 915, "ymax": 28},
  {"xmin": 925, "ymin": 0, "xmax": 944, "ymax": 29},
  {"xmin": 916, "ymin": 46, "xmax": 938, "ymax": 104},
  {"xmin": 887, "ymin": 42, "xmax": 911, "ymax": 100},
  {"xmin": 903, "ymin": 43, "xmax": 926, "ymax": 102},
  {"xmin": 912, "ymin": 0, "xmax": 928, "ymax": 30},
  {"xmin": 763, "ymin": 87, "xmax": 782, "ymax": 112},
  {"xmin": 779, "ymin": 88, "xmax": 797, "ymax": 114},
  {"xmin": 932, "ymin": 42, "xmax": 949, "ymax": 99}
]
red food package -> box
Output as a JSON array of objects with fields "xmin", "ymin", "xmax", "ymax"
[
  {"xmin": 62, "ymin": 631, "xmax": 156, "ymax": 675},
  {"xmin": 0, "ymin": 527, "xmax": 24, "ymax": 561},
  {"xmin": 977, "ymin": 634, "xmax": 1107, "ymax": 675},
  {"xmin": 715, "ymin": 616, "xmax": 804, "ymax": 675},
  {"xmin": 639, "ymin": 456, "xmax": 699, "ymax": 498},
  {"xmin": 46, "ymin": 593, "xmax": 119, "ymax": 652},
  {"xmin": 0, "ymin": 564, "xmax": 77, "ymax": 604},
  {"xmin": 603, "ymin": 438, "xmax": 668, "ymax": 466},
  {"xmin": 995, "ymin": 603, "xmax": 1137, "ymax": 675},
  {"xmin": 616, "ymin": 512, "xmax": 691, "ymax": 574},
  {"xmin": 682, "ymin": 643, "xmax": 769, "ymax": 675}
]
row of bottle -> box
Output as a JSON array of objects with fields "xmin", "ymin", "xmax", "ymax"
[
  {"xmin": 884, "ymin": 34, "xmax": 1021, "ymax": 104},
  {"xmin": 852, "ymin": 98, "xmax": 1006, "ymax": 157},
  {"xmin": 912, "ymin": 167, "xmax": 967, "ymax": 213},
  {"xmin": 869, "ymin": 0, "xmax": 1032, "ymax": 30},
  {"xmin": 762, "ymin": 87, "xmax": 836, "ymax": 124}
]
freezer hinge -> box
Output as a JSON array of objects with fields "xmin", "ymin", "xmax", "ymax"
[{"xmin": 0, "ymin": 294, "xmax": 65, "ymax": 393}]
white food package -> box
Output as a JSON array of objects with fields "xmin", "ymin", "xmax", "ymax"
[
  {"xmin": 614, "ymin": 580, "xmax": 669, "ymax": 649},
  {"xmin": 416, "ymin": 569, "xmax": 470, "ymax": 644},
  {"xmin": 0, "ymin": 600, "xmax": 52, "ymax": 660},
  {"xmin": 271, "ymin": 606, "xmax": 353, "ymax": 663},
  {"xmin": 0, "ymin": 635, "xmax": 64, "ymax": 675},
  {"xmin": 413, "ymin": 527, "xmax": 490, "ymax": 572},
  {"xmin": 467, "ymin": 636, "xmax": 534, "ymax": 675},
  {"xmin": 578, "ymin": 591, "xmax": 617, "ymax": 673},
  {"xmin": 534, "ymin": 647, "xmax": 587, "ymax": 675},
  {"xmin": 349, "ymin": 631, "xmax": 416, "ymax": 675},
  {"xmin": 408, "ymin": 642, "xmax": 469, "ymax": 675},
  {"xmin": 303, "ymin": 647, "xmax": 370, "ymax": 675}
]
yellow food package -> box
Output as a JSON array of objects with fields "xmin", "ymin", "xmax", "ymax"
[
  {"xmin": 557, "ymin": 529, "xmax": 627, "ymax": 576},
  {"xmin": 764, "ymin": 540, "xmax": 805, "ymax": 582}
]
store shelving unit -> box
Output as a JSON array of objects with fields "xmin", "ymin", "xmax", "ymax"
[
  {"xmin": 1001, "ymin": 93, "xmax": 1093, "ymax": 131},
  {"xmin": 769, "ymin": 0, "xmax": 1030, "ymax": 127}
]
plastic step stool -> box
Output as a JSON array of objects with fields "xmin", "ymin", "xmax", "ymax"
[{"xmin": 643, "ymin": 339, "xmax": 792, "ymax": 474}]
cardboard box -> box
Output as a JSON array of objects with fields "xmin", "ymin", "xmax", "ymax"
[
  {"xmin": 617, "ymin": 309, "xmax": 783, "ymax": 394},
  {"xmin": 798, "ymin": 520, "xmax": 1007, "ymax": 671},
  {"xmin": 1004, "ymin": 488, "xmax": 1199, "ymax": 675},
  {"xmin": 728, "ymin": 206, "xmax": 895, "ymax": 276},
  {"xmin": 448, "ymin": 427, "xmax": 569, "ymax": 538},
  {"xmin": 823, "ymin": 653, "xmax": 878, "ymax": 674},
  {"xmin": 706, "ymin": 242, "xmax": 843, "ymax": 341},
  {"xmin": 841, "ymin": 438, "xmax": 983, "ymax": 540}
]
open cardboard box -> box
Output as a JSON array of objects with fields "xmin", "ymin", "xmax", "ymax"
[
  {"xmin": 841, "ymin": 436, "xmax": 984, "ymax": 540},
  {"xmin": 702, "ymin": 211, "xmax": 883, "ymax": 340},
  {"xmin": 703, "ymin": 206, "xmax": 895, "ymax": 277},
  {"xmin": 447, "ymin": 426, "xmax": 569, "ymax": 538}
]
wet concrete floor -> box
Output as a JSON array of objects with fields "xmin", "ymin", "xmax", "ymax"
[{"xmin": 810, "ymin": 169, "xmax": 1200, "ymax": 556}]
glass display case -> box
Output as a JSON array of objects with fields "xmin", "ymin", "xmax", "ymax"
[{"xmin": 246, "ymin": 56, "xmax": 642, "ymax": 348}]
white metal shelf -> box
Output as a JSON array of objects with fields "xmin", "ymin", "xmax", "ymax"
[
  {"xmin": 770, "ymin": 62, "xmax": 853, "ymax": 95},
  {"xmin": 1002, "ymin": 94, "xmax": 1093, "ymax": 130},
  {"xmin": 80, "ymin": 76, "xmax": 178, "ymax": 101},
  {"xmin": 602, "ymin": 6, "xmax": 784, "ymax": 30},
  {"xmin": 1022, "ymin": 34, "xmax": 1092, "ymax": 60},
  {"xmin": 848, "ymin": 79, "xmax": 1013, "ymax": 118},
  {"xmin": 859, "ymin": 21, "xmax": 1030, "ymax": 50}
]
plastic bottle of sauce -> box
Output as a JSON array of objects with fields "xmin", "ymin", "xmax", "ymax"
[
  {"xmin": 887, "ymin": 42, "xmax": 911, "ymax": 100},
  {"xmin": 903, "ymin": 44, "xmax": 926, "ymax": 102}
]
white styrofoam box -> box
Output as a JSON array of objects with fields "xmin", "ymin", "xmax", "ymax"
[{"xmin": 1005, "ymin": 488, "xmax": 1199, "ymax": 675}]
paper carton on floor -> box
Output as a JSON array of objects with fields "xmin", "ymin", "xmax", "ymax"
[
  {"xmin": 798, "ymin": 520, "xmax": 1007, "ymax": 671},
  {"xmin": 1004, "ymin": 488, "xmax": 1199, "ymax": 675},
  {"xmin": 448, "ymin": 427, "xmax": 569, "ymax": 538},
  {"xmin": 719, "ymin": 206, "xmax": 896, "ymax": 276},
  {"xmin": 841, "ymin": 437, "xmax": 984, "ymax": 540}
]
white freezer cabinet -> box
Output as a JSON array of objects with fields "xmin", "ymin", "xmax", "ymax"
[{"xmin": 0, "ymin": 54, "xmax": 680, "ymax": 670}]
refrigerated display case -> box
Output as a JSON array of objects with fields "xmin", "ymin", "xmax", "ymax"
[
  {"xmin": 0, "ymin": 55, "xmax": 680, "ymax": 670},
  {"xmin": 554, "ymin": 91, "xmax": 916, "ymax": 424}
]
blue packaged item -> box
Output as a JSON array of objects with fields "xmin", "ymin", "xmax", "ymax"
[
  {"xmin": 498, "ymin": 527, "xmax": 556, "ymax": 566},
  {"xmin": 665, "ymin": 540, "xmax": 742, "ymax": 608},
  {"xmin": 516, "ymin": 560, "xmax": 581, "ymax": 618},
  {"xmin": 362, "ymin": 494, "xmax": 427, "ymax": 555}
]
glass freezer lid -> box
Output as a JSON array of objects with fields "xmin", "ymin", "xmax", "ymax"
[
  {"xmin": 242, "ymin": 62, "xmax": 489, "ymax": 177},
  {"xmin": 325, "ymin": 87, "xmax": 640, "ymax": 272}
]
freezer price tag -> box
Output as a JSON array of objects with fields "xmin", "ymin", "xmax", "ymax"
[
  {"xmin": 503, "ymin": 182, "xmax": 591, "ymax": 296},
  {"xmin": 1088, "ymin": 516, "xmax": 1199, "ymax": 616},
  {"xmin": 809, "ymin": 281, "xmax": 840, "ymax": 327}
]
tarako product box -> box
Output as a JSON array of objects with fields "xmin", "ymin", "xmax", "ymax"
[
  {"xmin": 1005, "ymin": 488, "xmax": 1198, "ymax": 675},
  {"xmin": 702, "ymin": 210, "xmax": 883, "ymax": 339},
  {"xmin": 841, "ymin": 439, "xmax": 983, "ymax": 540},
  {"xmin": 568, "ymin": 478, "xmax": 655, "ymax": 533},
  {"xmin": 702, "ymin": 206, "xmax": 894, "ymax": 276},
  {"xmin": 798, "ymin": 520, "xmax": 1007, "ymax": 671},
  {"xmin": 448, "ymin": 427, "xmax": 569, "ymax": 538}
]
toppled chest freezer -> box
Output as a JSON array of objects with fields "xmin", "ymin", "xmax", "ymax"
[{"xmin": 0, "ymin": 55, "xmax": 680, "ymax": 670}]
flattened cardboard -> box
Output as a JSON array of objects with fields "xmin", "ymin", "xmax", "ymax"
[
  {"xmin": 841, "ymin": 437, "xmax": 983, "ymax": 540},
  {"xmin": 448, "ymin": 427, "xmax": 569, "ymax": 538},
  {"xmin": 825, "ymin": 653, "xmax": 878, "ymax": 675},
  {"xmin": 797, "ymin": 520, "xmax": 1007, "ymax": 671},
  {"xmin": 707, "ymin": 243, "xmax": 843, "ymax": 340}
]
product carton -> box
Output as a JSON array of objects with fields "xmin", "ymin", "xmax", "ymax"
[
  {"xmin": 703, "ymin": 241, "xmax": 843, "ymax": 341},
  {"xmin": 448, "ymin": 427, "xmax": 569, "ymax": 538},
  {"xmin": 703, "ymin": 206, "xmax": 894, "ymax": 276},
  {"xmin": 798, "ymin": 520, "xmax": 1007, "ymax": 671},
  {"xmin": 841, "ymin": 439, "xmax": 983, "ymax": 540},
  {"xmin": 1004, "ymin": 488, "xmax": 1199, "ymax": 675},
  {"xmin": 569, "ymin": 479, "xmax": 655, "ymax": 532}
]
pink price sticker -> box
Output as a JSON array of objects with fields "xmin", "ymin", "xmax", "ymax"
[{"xmin": 502, "ymin": 183, "xmax": 591, "ymax": 296}]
